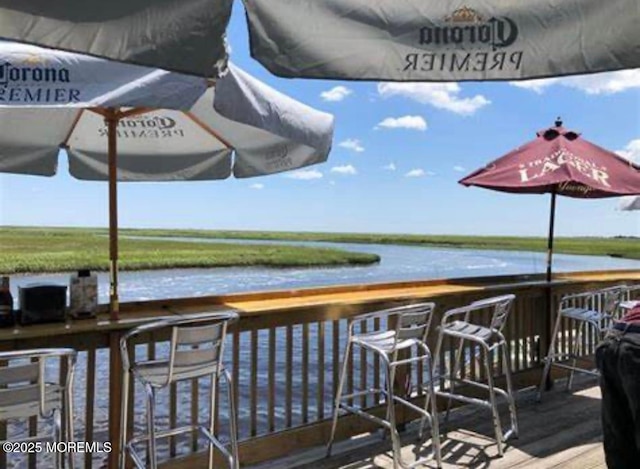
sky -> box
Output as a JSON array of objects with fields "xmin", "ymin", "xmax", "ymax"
[{"xmin": 0, "ymin": 5, "xmax": 639, "ymax": 238}]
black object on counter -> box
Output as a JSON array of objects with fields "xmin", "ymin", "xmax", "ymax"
[{"xmin": 18, "ymin": 283, "xmax": 67, "ymax": 325}]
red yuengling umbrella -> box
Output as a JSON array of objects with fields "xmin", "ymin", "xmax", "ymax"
[{"xmin": 459, "ymin": 119, "xmax": 640, "ymax": 283}]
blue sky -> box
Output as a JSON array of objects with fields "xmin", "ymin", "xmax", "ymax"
[{"xmin": 0, "ymin": 5, "xmax": 638, "ymax": 237}]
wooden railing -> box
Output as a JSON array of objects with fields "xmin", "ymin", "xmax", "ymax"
[{"xmin": 0, "ymin": 270, "xmax": 638, "ymax": 469}]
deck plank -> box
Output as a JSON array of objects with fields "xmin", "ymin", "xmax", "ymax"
[{"xmin": 245, "ymin": 378, "xmax": 605, "ymax": 469}]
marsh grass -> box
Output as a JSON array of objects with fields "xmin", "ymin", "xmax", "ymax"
[
  {"xmin": 0, "ymin": 227, "xmax": 380, "ymax": 274},
  {"xmin": 120, "ymin": 228, "xmax": 640, "ymax": 260}
]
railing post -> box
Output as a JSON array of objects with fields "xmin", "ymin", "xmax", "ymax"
[{"xmin": 108, "ymin": 331, "xmax": 123, "ymax": 469}]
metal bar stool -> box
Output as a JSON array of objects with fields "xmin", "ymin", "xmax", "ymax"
[
  {"xmin": 119, "ymin": 311, "xmax": 239, "ymax": 469},
  {"xmin": 433, "ymin": 294, "xmax": 518, "ymax": 457},
  {"xmin": 327, "ymin": 302, "xmax": 442, "ymax": 469},
  {"xmin": 0, "ymin": 348, "xmax": 77, "ymax": 469},
  {"xmin": 537, "ymin": 285, "xmax": 626, "ymax": 401}
]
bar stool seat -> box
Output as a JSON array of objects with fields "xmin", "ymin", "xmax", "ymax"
[
  {"xmin": 561, "ymin": 306, "xmax": 606, "ymax": 323},
  {"xmin": 353, "ymin": 330, "xmax": 416, "ymax": 352},
  {"xmin": 442, "ymin": 321, "xmax": 500, "ymax": 344}
]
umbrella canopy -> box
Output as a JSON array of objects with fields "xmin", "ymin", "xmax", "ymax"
[
  {"xmin": 460, "ymin": 123, "xmax": 640, "ymax": 198},
  {"xmin": 0, "ymin": 0, "xmax": 232, "ymax": 77},
  {"xmin": 0, "ymin": 41, "xmax": 334, "ymax": 316},
  {"xmin": 459, "ymin": 120, "xmax": 640, "ymax": 282},
  {"xmin": 619, "ymin": 196, "xmax": 640, "ymax": 211},
  {"xmin": 0, "ymin": 42, "xmax": 333, "ymax": 179},
  {"xmin": 1, "ymin": 1, "xmax": 639, "ymax": 80},
  {"xmin": 242, "ymin": 0, "xmax": 640, "ymax": 81}
]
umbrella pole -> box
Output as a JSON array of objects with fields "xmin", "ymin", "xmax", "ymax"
[
  {"xmin": 546, "ymin": 191, "xmax": 557, "ymax": 283},
  {"xmin": 543, "ymin": 190, "xmax": 557, "ymax": 390},
  {"xmin": 106, "ymin": 109, "xmax": 119, "ymax": 320}
]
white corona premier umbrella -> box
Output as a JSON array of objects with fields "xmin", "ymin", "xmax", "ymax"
[
  {"xmin": 0, "ymin": 0, "xmax": 233, "ymax": 77},
  {"xmin": 619, "ymin": 196, "xmax": 640, "ymax": 211},
  {"xmin": 242, "ymin": 0, "xmax": 640, "ymax": 81},
  {"xmin": 1, "ymin": 1, "xmax": 639, "ymax": 81},
  {"xmin": 0, "ymin": 41, "xmax": 334, "ymax": 318}
]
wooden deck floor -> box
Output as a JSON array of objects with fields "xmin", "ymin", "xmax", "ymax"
[{"xmin": 251, "ymin": 378, "xmax": 605, "ymax": 469}]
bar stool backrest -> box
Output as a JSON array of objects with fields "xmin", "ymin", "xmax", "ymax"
[
  {"xmin": 0, "ymin": 348, "xmax": 76, "ymax": 419},
  {"xmin": 624, "ymin": 284, "xmax": 640, "ymax": 301},
  {"xmin": 168, "ymin": 320, "xmax": 228, "ymax": 382},
  {"xmin": 471, "ymin": 294, "xmax": 516, "ymax": 332},
  {"xmin": 600, "ymin": 285, "xmax": 625, "ymax": 317},
  {"xmin": 122, "ymin": 311, "xmax": 239, "ymax": 389},
  {"xmin": 394, "ymin": 302, "xmax": 436, "ymax": 344}
]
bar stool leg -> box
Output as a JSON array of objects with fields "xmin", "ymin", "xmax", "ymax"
[
  {"xmin": 482, "ymin": 347, "xmax": 504, "ymax": 457},
  {"xmin": 501, "ymin": 343, "xmax": 518, "ymax": 438},
  {"xmin": 224, "ymin": 370, "xmax": 239, "ymax": 469},
  {"xmin": 537, "ymin": 309, "xmax": 563, "ymax": 402},
  {"xmin": 426, "ymin": 355, "xmax": 443, "ymax": 468},
  {"xmin": 208, "ymin": 373, "xmax": 218, "ymax": 469},
  {"xmin": 53, "ymin": 408, "xmax": 62, "ymax": 469},
  {"xmin": 327, "ymin": 339, "xmax": 352, "ymax": 456},
  {"xmin": 385, "ymin": 362, "xmax": 401, "ymax": 469},
  {"xmin": 566, "ymin": 320, "xmax": 583, "ymax": 392},
  {"xmin": 119, "ymin": 370, "xmax": 130, "ymax": 469},
  {"xmin": 145, "ymin": 384, "xmax": 158, "ymax": 469},
  {"xmin": 445, "ymin": 337, "xmax": 465, "ymax": 425},
  {"xmin": 418, "ymin": 353, "xmax": 432, "ymax": 440},
  {"xmin": 65, "ymin": 375, "xmax": 76, "ymax": 469}
]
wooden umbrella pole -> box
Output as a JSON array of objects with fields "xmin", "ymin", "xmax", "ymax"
[{"xmin": 106, "ymin": 109, "xmax": 119, "ymax": 320}]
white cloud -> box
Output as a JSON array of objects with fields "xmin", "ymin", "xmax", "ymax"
[
  {"xmin": 377, "ymin": 82, "xmax": 490, "ymax": 116},
  {"xmin": 250, "ymin": 183, "xmax": 264, "ymax": 190},
  {"xmin": 383, "ymin": 163, "xmax": 397, "ymax": 171},
  {"xmin": 616, "ymin": 139, "xmax": 640, "ymax": 163},
  {"xmin": 331, "ymin": 164, "xmax": 357, "ymax": 175},
  {"xmin": 509, "ymin": 77, "xmax": 558, "ymax": 94},
  {"xmin": 284, "ymin": 169, "xmax": 323, "ymax": 180},
  {"xmin": 510, "ymin": 70, "xmax": 640, "ymax": 95},
  {"xmin": 320, "ymin": 85, "xmax": 353, "ymax": 102},
  {"xmin": 338, "ymin": 138, "xmax": 365, "ymax": 153},
  {"xmin": 405, "ymin": 169, "xmax": 435, "ymax": 178},
  {"xmin": 376, "ymin": 115, "xmax": 428, "ymax": 131},
  {"xmin": 453, "ymin": 165, "xmax": 466, "ymax": 172}
]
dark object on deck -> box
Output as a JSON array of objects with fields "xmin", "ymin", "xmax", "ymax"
[
  {"xmin": 596, "ymin": 322, "xmax": 640, "ymax": 466},
  {"xmin": 18, "ymin": 283, "xmax": 67, "ymax": 325}
]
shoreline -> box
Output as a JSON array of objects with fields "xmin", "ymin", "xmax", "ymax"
[{"xmin": 1, "ymin": 226, "xmax": 638, "ymax": 275}]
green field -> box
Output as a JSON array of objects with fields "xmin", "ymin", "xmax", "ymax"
[
  {"xmin": 118, "ymin": 228, "xmax": 640, "ymax": 260},
  {"xmin": 1, "ymin": 226, "xmax": 638, "ymax": 274},
  {"xmin": 0, "ymin": 227, "xmax": 380, "ymax": 274}
]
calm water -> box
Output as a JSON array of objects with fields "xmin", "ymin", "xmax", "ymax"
[
  {"xmin": 6, "ymin": 240, "xmax": 639, "ymax": 467},
  {"xmin": 9, "ymin": 239, "xmax": 640, "ymax": 300}
]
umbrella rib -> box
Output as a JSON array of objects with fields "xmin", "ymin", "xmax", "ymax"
[
  {"xmin": 61, "ymin": 109, "xmax": 85, "ymax": 147},
  {"xmin": 184, "ymin": 111, "xmax": 233, "ymax": 149},
  {"xmin": 118, "ymin": 107, "xmax": 156, "ymax": 120}
]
